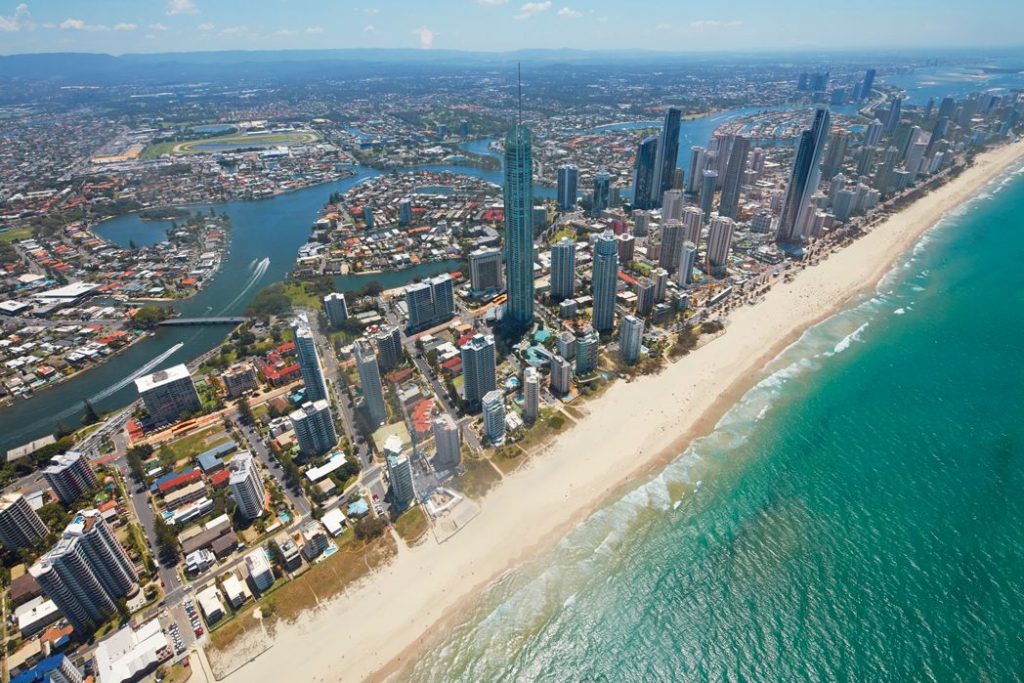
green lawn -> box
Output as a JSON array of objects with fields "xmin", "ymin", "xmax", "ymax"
[
  {"xmin": 0, "ymin": 226, "xmax": 33, "ymax": 244},
  {"xmin": 142, "ymin": 130, "xmax": 321, "ymax": 158},
  {"xmin": 394, "ymin": 505, "xmax": 429, "ymax": 544},
  {"xmin": 163, "ymin": 425, "xmax": 232, "ymax": 462}
]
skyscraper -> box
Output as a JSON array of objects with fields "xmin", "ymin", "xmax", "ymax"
[
  {"xmin": 460, "ymin": 334, "xmax": 497, "ymax": 409},
  {"xmin": 481, "ymin": 391, "xmax": 506, "ymax": 444},
  {"xmin": 686, "ymin": 146, "xmax": 706, "ymax": 195},
  {"xmin": 860, "ymin": 68, "xmax": 876, "ymax": 100},
  {"xmin": 619, "ymin": 315, "xmax": 644, "ymax": 365},
  {"xmin": 504, "ymin": 121, "xmax": 535, "ymax": 328},
  {"xmin": 31, "ymin": 510, "xmax": 139, "ymax": 635},
  {"xmin": 700, "ymin": 169, "xmax": 718, "ymax": 223},
  {"xmin": 631, "ymin": 136, "xmax": 659, "ymax": 210},
  {"xmin": 632, "ymin": 209, "xmax": 650, "ymax": 237},
  {"xmin": 292, "ymin": 315, "xmax": 329, "ymax": 403},
  {"xmin": 469, "ymin": 248, "xmax": 503, "ymax": 294},
  {"xmin": 354, "ymin": 340, "xmax": 387, "ymax": 426},
  {"xmin": 522, "ymin": 367, "xmax": 540, "ymax": 423},
  {"xmin": 681, "ymin": 206, "xmax": 703, "ymax": 246},
  {"xmin": 661, "ymin": 189, "xmax": 684, "ymax": 222},
  {"xmin": 42, "ymin": 452, "xmax": 96, "ymax": 506},
  {"xmin": 884, "ymin": 96, "xmax": 902, "ymax": 134},
  {"xmin": 229, "ymin": 452, "xmax": 266, "ymax": 520},
  {"xmin": 289, "ymin": 399, "xmax": 337, "ymax": 457},
  {"xmin": 677, "ymin": 241, "xmax": 698, "ymax": 286},
  {"xmin": 592, "ymin": 170, "xmax": 611, "ymax": 216},
  {"xmin": 820, "ymin": 131, "xmax": 849, "ymax": 182},
  {"xmin": 707, "ymin": 217, "xmax": 736, "ymax": 275},
  {"xmin": 557, "ymin": 165, "xmax": 579, "ymax": 211},
  {"xmin": 575, "ymin": 328, "xmax": 599, "ymax": 376},
  {"xmin": 322, "ymin": 292, "xmax": 348, "ymax": 329},
  {"xmin": 134, "ymin": 364, "xmax": 202, "ymax": 425},
  {"xmin": 549, "ymin": 238, "xmax": 577, "ymax": 302},
  {"xmin": 634, "ymin": 277, "xmax": 655, "ymax": 317},
  {"xmin": 405, "ymin": 274, "xmax": 455, "ymax": 331},
  {"xmin": 550, "ymin": 355, "xmax": 573, "ymax": 395},
  {"xmin": 776, "ymin": 106, "xmax": 831, "ymax": 244},
  {"xmin": 0, "ymin": 492, "xmax": 48, "ymax": 551},
  {"xmin": 591, "ymin": 231, "xmax": 619, "ymax": 334},
  {"xmin": 398, "ymin": 198, "xmax": 412, "ymax": 226},
  {"xmin": 384, "ymin": 436, "xmax": 415, "ymax": 511},
  {"xmin": 432, "ymin": 414, "xmax": 461, "ymax": 470},
  {"xmin": 718, "ymin": 136, "xmax": 750, "ymax": 219},
  {"xmin": 373, "ymin": 325, "xmax": 403, "ymax": 372},
  {"xmin": 652, "ymin": 107, "xmax": 682, "ymax": 202}
]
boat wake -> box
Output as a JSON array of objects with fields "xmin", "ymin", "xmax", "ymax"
[{"xmin": 221, "ymin": 257, "xmax": 270, "ymax": 313}]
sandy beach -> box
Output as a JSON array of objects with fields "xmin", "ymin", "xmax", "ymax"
[{"xmin": 212, "ymin": 138, "xmax": 1024, "ymax": 683}]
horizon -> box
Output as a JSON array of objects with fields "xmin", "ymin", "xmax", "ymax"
[{"xmin": 2, "ymin": 0, "xmax": 1023, "ymax": 56}]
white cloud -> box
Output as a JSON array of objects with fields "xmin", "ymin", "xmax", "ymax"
[
  {"xmin": 596, "ymin": 15, "xmax": 608, "ymax": 22},
  {"xmin": 689, "ymin": 19, "xmax": 742, "ymax": 29},
  {"xmin": 305, "ymin": 26, "xmax": 323, "ymax": 34},
  {"xmin": 363, "ymin": 24, "xmax": 375, "ymax": 32},
  {"xmin": 412, "ymin": 25, "xmax": 434, "ymax": 48},
  {"xmin": 475, "ymin": 0, "xmax": 508, "ymax": 5},
  {"xmin": 149, "ymin": 22, "xmax": 169, "ymax": 31},
  {"xmin": 0, "ymin": 3, "xmax": 33, "ymax": 32},
  {"xmin": 166, "ymin": 0, "xmax": 198, "ymax": 16},
  {"xmin": 557, "ymin": 7, "xmax": 581, "ymax": 18},
  {"xmin": 220, "ymin": 25, "xmax": 248, "ymax": 35},
  {"xmin": 364, "ymin": 7, "xmax": 379, "ymax": 14},
  {"xmin": 197, "ymin": 22, "xmax": 213, "ymax": 31},
  {"xmin": 113, "ymin": 22, "xmax": 137, "ymax": 31},
  {"xmin": 655, "ymin": 22, "xmax": 672, "ymax": 31},
  {"xmin": 275, "ymin": 28, "xmax": 297, "ymax": 37},
  {"xmin": 515, "ymin": 1, "xmax": 551, "ymax": 20},
  {"xmin": 60, "ymin": 18, "xmax": 110, "ymax": 32}
]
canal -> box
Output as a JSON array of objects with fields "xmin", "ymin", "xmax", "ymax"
[{"xmin": 0, "ymin": 105, "xmax": 820, "ymax": 452}]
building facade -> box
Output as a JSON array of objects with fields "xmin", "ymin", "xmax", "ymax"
[
  {"xmin": 135, "ymin": 364, "xmax": 201, "ymax": 425},
  {"xmin": 229, "ymin": 452, "xmax": 266, "ymax": 521},
  {"xmin": 503, "ymin": 124, "xmax": 536, "ymax": 328},
  {"xmin": 0, "ymin": 493, "xmax": 48, "ymax": 552},
  {"xmin": 42, "ymin": 452, "xmax": 96, "ymax": 506},
  {"xmin": 290, "ymin": 399, "xmax": 338, "ymax": 457},
  {"xmin": 354, "ymin": 340, "xmax": 388, "ymax": 426},
  {"xmin": 591, "ymin": 231, "xmax": 619, "ymax": 334},
  {"xmin": 460, "ymin": 334, "xmax": 497, "ymax": 410},
  {"xmin": 549, "ymin": 238, "xmax": 577, "ymax": 302},
  {"xmin": 292, "ymin": 315, "xmax": 329, "ymax": 403}
]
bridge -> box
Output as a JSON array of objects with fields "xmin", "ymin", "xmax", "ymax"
[{"xmin": 158, "ymin": 317, "xmax": 249, "ymax": 327}]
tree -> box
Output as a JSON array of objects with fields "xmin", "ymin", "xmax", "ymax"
[
  {"xmin": 153, "ymin": 516, "xmax": 179, "ymax": 566},
  {"xmin": 354, "ymin": 516, "xmax": 387, "ymax": 541},
  {"xmin": 131, "ymin": 305, "xmax": 170, "ymax": 330},
  {"xmin": 237, "ymin": 397, "xmax": 255, "ymax": 426}
]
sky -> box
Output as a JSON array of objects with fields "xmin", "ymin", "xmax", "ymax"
[{"xmin": 0, "ymin": 0, "xmax": 1021, "ymax": 55}]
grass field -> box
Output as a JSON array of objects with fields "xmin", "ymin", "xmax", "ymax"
[
  {"xmin": 0, "ymin": 226, "xmax": 33, "ymax": 244},
  {"xmin": 142, "ymin": 130, "xmax": 321, "ymax": 158},
  {"xmin": 394, "ymin": 505, "xmax": 429, "ymax": 544}
]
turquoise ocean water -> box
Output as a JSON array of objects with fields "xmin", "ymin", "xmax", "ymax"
[{"xmin": 409, "ymin": 162, "xmax": 1024, "ymax": 682}]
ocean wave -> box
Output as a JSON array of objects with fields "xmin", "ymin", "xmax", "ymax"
[{"xmin": 829, "ymin": 322, "xmax": 870, "ymax": 355}]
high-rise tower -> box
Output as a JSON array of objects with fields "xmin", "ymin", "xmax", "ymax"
[
  {"xmin": 652, "ymin": 107, "xmax": 682, "ymax": 203},
  {"xmin": 631, "ymin": 136, "xmax": 659, "ymax": 210},
  {"xmin": 503, "ymin": 83, "xmax": 535, "ymax": 328},
  {"xmin": 776, "ymin": 106, "xmax": 831, "ymax": 244}
]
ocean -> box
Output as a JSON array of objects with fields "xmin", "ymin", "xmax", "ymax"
[{"xmin": 407, "ymin": 163, "xmax": 1024, "ymax": 681}]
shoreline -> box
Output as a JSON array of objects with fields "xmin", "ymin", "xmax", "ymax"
[{"xmin": 210, "ymin": 137, "xmax": 1024, "ymax": 683}]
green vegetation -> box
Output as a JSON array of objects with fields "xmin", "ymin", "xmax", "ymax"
[
  {"xmin": 0, "ymin": 226, "xmax": 33, "ymax": 244},
  {"xmin": 130, "ymin": 305, "xmax": 172, "ymax": 329},
  {"xmin": 246, "ymin": 283, "xmax": 293, "ymax": 319},
  {"xmin": 548, "ymin": 226, "xmax": 576, "ymax": 244},
  {"xmin": 153, "ymin": 516, "xmax": 179, "ymax": 566},
  {"xmin": 162, "ymin": 425, "xmax": 230, "ymax": 463},
  {"xmin": 354, "ymin": 515, "xmax": 388, "ymax": 541},
  {"xmin": 142, "ymin": 130, "xmax": 321, "ymax": 158},
  {"xmin": 394, "ymin": 506, "xmax": 429, "ymax": 544},
  {"xmin": 453, "ymin": 455, "xmax": 502, "ymax": 499},
  {"xmin": 207, "ymin": 534, "xmax": 396, "ymax": 661}
]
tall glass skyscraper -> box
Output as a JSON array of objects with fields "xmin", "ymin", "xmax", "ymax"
[
  {"xmin": 503, "ymin": 124, "xmax": 535, "ymax": 328},
  {"xmin": 718, "ymin": 136, "xmax": 750, "ymax": 219},
  {"xmin": 591, "ymin": 231, "xmax": 619, "ymax": 334},
  {"xmin": 292, "ymin": 314, "xmax": 329, "ymax": 403},
  {"xmin": 776, "ymin": 106, "xmax": 831, "ymax": 244},
  {"xmin": 631, "ymin": 136, "xmax": 659, "ymax": 210},
  {"xmin": 652, "ymin": 107, "xmax": 682, "ymax": 204},
  {"xmin": 557, "ymin": 165, "xmax": 579, "ymax": 211}
]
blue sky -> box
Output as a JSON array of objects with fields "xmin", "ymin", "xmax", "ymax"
[{"xmin": 0, "ymin": 0, "xmax": 1021, "ymax": 55}]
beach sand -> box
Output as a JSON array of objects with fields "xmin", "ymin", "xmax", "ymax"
[{"xmin": 212, "ymin": 138, "xmax": 1024, "ymax": 683}]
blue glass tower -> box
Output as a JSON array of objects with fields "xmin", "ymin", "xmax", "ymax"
[
  {"xmin": 632, "ymin": 136, "xmax": 659, "ymax": 210},
  {"xmin": 776, "ymin": 106, "xmax": 831, "ymax": 244},
  {"xmin": 652, "ymin": 107, "xmax": 682, "ymax": 204},
  {"xmin": 503, "ymin": 124, "xmax": 535, "ymax": 328},
  {"xmin": 591, "ymin": 231, "xmax": 619, "ymax": 334}
]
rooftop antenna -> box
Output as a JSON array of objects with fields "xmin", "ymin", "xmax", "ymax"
[{"xmin": 517, "ymin": 62, "xmax": 523, "ymax": 128}]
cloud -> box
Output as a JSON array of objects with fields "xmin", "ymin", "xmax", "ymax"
[
  {"xmin": 412, "ymin": 25, "xmax": 434, "ymax": 48},
  {"xmin": 475, "ymin": 0, "xmax": 508, "ymax": 4},
  {"xmin": 655, "ymin": 22, "xmax": 672, "ymax": 31},
  {"xmin": 363, "ymin": 24, "xmax": 375, "ymax": 33},
  {"xmin": 0, "ymin": 3, "xmax": 33, "ymax": 32},
  {"xmin": 275, "ymin": 28, "xmax": 297, "ymax": 37},
  {"xmin": 220, "ymin": 25, "xmax": 248, "ymax": 35},
  {"xmin": 197, "ymin": 22, "xmax": 213, "ymax": 31},
  {"xmin": 60, "ymin": 18, "xmax": 110, "ymax": 32},
  {"xmin": 166, "ymin": 0, "xmax": 198, "ymax": 16},
  {"xmin": 113, "ymin": 22, "xmax": 137, "ymax": 31},
  {"xmin": 305, "ymin": 26, "xmax": 323, "ymax": 34},
  {"xmin": 557, "ymin": 7, "xmax": 581, "ymax": 18},
  {"xmin": 515, "ymin": 1, "xmax": 551, "ymax": 20},
  {"xmin": 689, "ymin": 19, "xmax": 742, "ymax": 29},
  {"xmin": 149, "ymin": 22, "xmax": 169, "ymax": 31}
]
